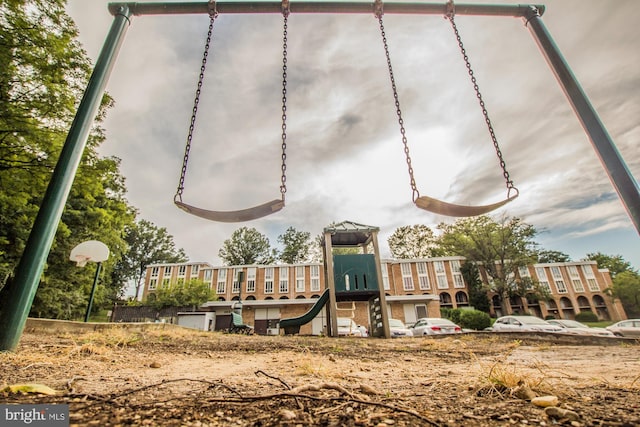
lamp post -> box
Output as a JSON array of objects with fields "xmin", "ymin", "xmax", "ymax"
[{"xmin": 69, "ymin": 240, "xmax": 110, "ymax": 322}]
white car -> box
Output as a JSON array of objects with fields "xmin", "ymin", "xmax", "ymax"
[
  {"xmin": 388, "ymin": 318, "xmax": 413, "ymax": 338},
  {"xmin": 606, "ymin": 319, "xmax": 640, "ymax": 338},
  {"xmin": 337, "ymin": 317, "xmax": 363, "ymax": 337},
  {"xmin": 546, "ymin": 319, "xmax": 614, "ymax": 337},
  {"xmin": 491, "ymin": 315, "xmax": 563, "ymax": 333},
  {"xmin": 410, "ymin": 318, "xmax": 462, "ymax": 336}
]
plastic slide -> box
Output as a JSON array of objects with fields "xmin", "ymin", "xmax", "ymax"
[{"xmin": 279, "ymin": 289, "xmax": 330, "ymax": 335}]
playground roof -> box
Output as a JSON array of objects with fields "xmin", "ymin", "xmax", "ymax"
[{"xmin": 323, "ymin": 221, "xmax": 379, "ymax": 247}]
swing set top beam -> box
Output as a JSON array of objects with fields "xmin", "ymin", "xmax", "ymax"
[{"xmin": 108, "ymin": 1, "xmax": 545, "ymax": 18}]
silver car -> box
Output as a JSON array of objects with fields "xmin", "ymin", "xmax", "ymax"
[
  {"xmin": 546, "ymin": 319, "xmax": 614, "ymax": 337},
  {"xmin": 410, "ymin": 318, "xmax": 462, "ymax": 336},
  {"xmin": 388, "ymin": 318, "xmax": 413, "ymax": 338},
  {"xmin": 491, "ymin": 315, "xmax": 563, "ymax": 333},
  {"xmin": 606, "ymin": 319, "xmax": 640, "ymax": 337}
]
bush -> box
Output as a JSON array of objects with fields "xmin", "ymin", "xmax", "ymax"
[
  {"xmin": 441, "ymin": 308, "xmax": 463, "ymax": 325},
  {"xmin": 575, "ymin": 311, "xmax": 598, "ymax": 322},
  {"xmin": 459, "ymin": 310, "xmax": 492, "ymax": 331}
]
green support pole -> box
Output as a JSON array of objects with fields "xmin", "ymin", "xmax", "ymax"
[
  {"xmin": 0, "ymin": 5, "xmax": 132, "ymax": 351},
  {"xmin": 84, "ymin": 262, "xmax": 103, "ymax": 323}
]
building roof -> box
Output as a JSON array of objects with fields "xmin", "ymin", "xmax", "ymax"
[{"xmin": 323, "ymin": 221, "xmax": 379, "ymax": 247}]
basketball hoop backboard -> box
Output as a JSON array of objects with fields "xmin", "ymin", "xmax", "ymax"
[{"xmin": 69, "ymin": 240, "xmax": 109, "ymax": 267}]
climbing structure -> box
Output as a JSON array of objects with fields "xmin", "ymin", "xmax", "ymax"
[{"xmin": 322, "ymin": 221, "xmax": 391, "ymax": 338}]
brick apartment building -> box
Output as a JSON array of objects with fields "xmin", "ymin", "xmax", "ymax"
[{"xmin": 140, "ymin": 256, "xmax": 626, "ymax": 335}]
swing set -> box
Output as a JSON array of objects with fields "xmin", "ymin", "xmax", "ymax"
[
  {"xmin": 1, "ymin": 1, "xmax": 638, "ymax": 351},
  {"xmin": 174, "ymin": 0, "xmax": 518, "ymax": 221}
]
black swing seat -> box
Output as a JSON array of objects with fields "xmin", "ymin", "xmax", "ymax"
[
  {"xmin": 175, "ymin": 198, "xmax": 284, "ymax": 223},
  {"xmin": 415, "ymin": 192, "xmax": 518, "ymax": 217}
]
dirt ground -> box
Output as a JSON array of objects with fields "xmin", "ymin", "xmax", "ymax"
[{"xmin": 1, "ymin": 325, "xmax": 639, "ymax": 427}]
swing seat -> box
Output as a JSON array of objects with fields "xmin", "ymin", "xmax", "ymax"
[
  {"xmin": 175, "ymin": 198, "xmax": 284, "ymax": 223},
  {"xmin": 415, "ymin": 193, "xmax": 518, "ymax": 217}
]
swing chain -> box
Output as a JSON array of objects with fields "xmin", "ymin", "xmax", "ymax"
[
  {"xmin": 375, "ymin": 7, "xmax": 420, "ymax": 203},
  {"xmin": 446, "ymin": 10, "xmax": 516, "ymax": 193},
  {"xmin": 175, "ymin": 3, "xmax": 218, "ymax": 202},
  {"xmin": 280, "ymin": 5, "xmax": 289, "ymax": 199}
]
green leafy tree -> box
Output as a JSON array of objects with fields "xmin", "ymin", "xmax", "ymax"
[
  {"xmin": 278, "ymin": 227, "xmax": 312, "ymax": 264},
  {"xmin": 0, "ymin": 1, "xmax": 137, "ymax": 319},
  {"xmin": 608, "ymin": 271, "xmax": 640, "ymax": 317},
  {"xmin": 147, "ymin": 279, "xmax": 215, "ymax": 310},
  {"xmin": 585, "ymin": 252, "xmax": 635, "ymax": 278},
  {"xmin": 460, "ymin": 262, "xmax": 490, "ymax": 313},
  {"xmin": 218, "ymin": 227, "xmax": 276, "ymax": 266},
  {"xmin": 537, "ymin": 250, "xmax": 571, "ymax": 263},
  {"xmin": 437, "ymin": 215, "xmax": 539, "ymax": 315},
  {"xmin": 112, "ymin": 219, "xmax": 188, "ymax": 301},
  {"xmin": 388, "ymin": 225, "xmax": 442, "ymax": 259}
]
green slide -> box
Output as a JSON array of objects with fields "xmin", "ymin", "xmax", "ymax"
[{"xmin": 279, "ymin": 289, "xmax": 330, "ymax": 335}]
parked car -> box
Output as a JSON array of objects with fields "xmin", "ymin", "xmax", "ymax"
[
  {"xmin": 491, "ymin": 315, "xmax": 563, "ymax": 333},
  {"xmin": 337, "ymin": 317, "xmax": 363, "ymax": 337},
  {"xmin": 388, "ymin": 318, "xmax": 413, "ymax": 338},
  {"xmin": 606, "ymin": 319, "xmax": 640, "ymax": 337},
  {"xmin": 410, "ymin": 318, "xmax": 462, "ymax": 336},
  {"xmin": 546, "ymin": 319, "xmax": 614, "ymax": 337}
]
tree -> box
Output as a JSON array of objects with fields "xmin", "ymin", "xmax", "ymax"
[
  {"xmin": 112, "ymin": 220, "xmax": 188, "ymax": 301},
  {"xmin": 278, "ymin": 227, "xmax": 312, "ymax": 264},
  {"xmin": 0, "ymin": 1, "xmax": 137, "ymax": 319},
  {"xmin": 437, "ymin": 215, "xmax": 539, "ymax": 315},
  {"xmin": 147, "ymin": 279, "xmax": 215, "ymax": 310},
  {"xmin": 460, "ymin": 261, "xmax": 490, "ymax": 313},
  {"xmin": 585, "ymin": 252, "xmax": 636, "ymax": 278},
  {"xmin": 608, "ymin": 271, "xmax": 640, "ymax": 317},
  {"xmin": 537, "ymin": 250, "xmax": 571, "ymax": 263},
  {"xmin": 218, "ymin": 227, "xmax": 276, "ymax": 266},
  {"xmin": 388, "ymin": 225, "xmax": 441, "ymax": 259}
]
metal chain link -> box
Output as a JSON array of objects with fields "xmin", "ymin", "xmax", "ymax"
[
  {"xmin": 446, "ymin": 14, "xmax": 516, "ymax": 194},
  {"xmin": 175, "ymin": 7, "xmax": 218, "ymax": 202},
  {"xmin": 280, "ymin": 12, "xmax": 289, "ymax": 199},
  {"xmin": 376, "ymin": 13, "xmax": 420, "ymax": 202}
]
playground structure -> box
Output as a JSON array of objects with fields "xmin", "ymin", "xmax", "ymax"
[
  {"xmin": 0, "ymin": 1, "xmax": 638, "ymax": 351},
  {"xmin": 280, "ymin": 221, "xmax": 391, "ymax": 338}
]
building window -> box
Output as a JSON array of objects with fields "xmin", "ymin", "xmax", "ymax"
[
  {"xmin": 416, "ymin": 262, "xmax": 430, "ymax": 290},
  {"xmin": 453, "ymin": 274, "xmax": 465, "ymax": 289},
  {"xmin": 151, "ymin": 267, "xmax": 159, "ymax": 278},
  {"xmin": 587, "ymin": 278, "xmax": 600, "ymax": 292},
  {"xmin": 310, "ymin": 265, "xmax": 320, "ymax": 291},
  {"xmin": 535, "ymin": 267, "xmax": 552, "ymax": 293},
  {"xmin": 451, "ymin": 261, "xmax": 464, "ymax": 288},
  {"xmin": 232, "ymin": 268, "xmax": 242, "ymax": 294},
  {"xmin": 554, "ymin": 279, "xmax": 568, "ymax": 293},
  {"xmin": 203, "ymin": 269, "xmax": 212, "ymax": 282},
  {"xmin": 191, "ymin": 265, "xmax": 199, "ymax": 277},
  {"xmin": 566, "ymin": 265, "xmax": 584, "ymax": 292},
  {"xmin": 279, "ymin": 267, "xmax": 289, "ymax": 293},
  {"xmin": 436, "ymin": 275, "xmax": 449, "ymax": 289},
  {"xmin": 149, "ymin": 278, "xmax": 158, "ymax": 290},
  {"xmin": 246, "ymin": 267, "xmax": 256, "ymax": 293},
  {"xmin": 401, "ymin": 263, "xmax": 414, "ymax": 291},
  {"xmin": 162, "ymin": 278, "xmax": 170, "ymax": 288},
  {"xmin": 381, "ymin": 263, "xmax": 390, "ymax": 290},
  {"xmin": 295, "ymin": 266, "xmax": 305, "ymax": 292},
  {"xmin": 217, "ymin": 268, "xmax": 227, "ymax": 294},
  {"xmin": 265, "ymin": 267, "xmax": 274, "ymax": 294},
  {"xmin": 176, "ymin": 278, "xmax": 185, "ymax": 286},
  {"xmin": 178, "ymin": 265, "xmax": 186, "ymax": 277},
  {"xmin": 435, "ymin": 261, "xmax": 448, "ymax": 289},
  {"xmin": 518, "ymin": 266, "xmax": 530, "ymax": 278},
  {"xmin": 581, "ymin": 264, "xmax": 595, "ymax": 278},
  {"xmin": 164, "ymin": 266, "xmax": 173, "ymax": 276}
]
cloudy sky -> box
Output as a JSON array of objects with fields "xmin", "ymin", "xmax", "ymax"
[{"xmin": 65, "ymin": 0, "xmax": 639, "ymax": 269}]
